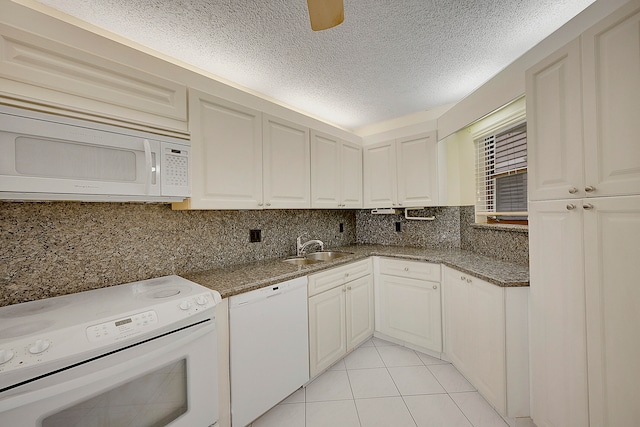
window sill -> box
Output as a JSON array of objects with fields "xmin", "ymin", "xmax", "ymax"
[{"xmin": 471, "ymin": 223, "xmax": 529, "ymax": 233}]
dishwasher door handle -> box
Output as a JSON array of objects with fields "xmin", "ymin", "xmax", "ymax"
[{"xmin": 266, "ymin": 291, "xmax": 282, "ymax": 298}]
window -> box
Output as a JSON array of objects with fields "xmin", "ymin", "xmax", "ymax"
[{"xmin": 475, "ymin": 122, "xmax": 527, "ymax": 224}]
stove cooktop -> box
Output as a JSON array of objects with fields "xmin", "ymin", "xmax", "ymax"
[{"xmin": 0, "ymin": 275, "xmax": 221, "ymax": 380}]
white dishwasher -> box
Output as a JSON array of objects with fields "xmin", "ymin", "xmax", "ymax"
[{"xmin": 229, "ymin": 276, "xmax": 309, "ymax": 427}]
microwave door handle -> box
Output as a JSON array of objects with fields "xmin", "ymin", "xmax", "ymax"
[{"xmin": 143, "ymin": 139, "xmax": 153, "ymax": 195}]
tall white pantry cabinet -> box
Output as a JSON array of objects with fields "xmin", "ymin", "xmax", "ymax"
[{"xmin": 526, "ymin": 2, "xmax": 640, "ymax": 427}]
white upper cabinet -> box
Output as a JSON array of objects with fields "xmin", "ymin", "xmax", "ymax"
[
  {"xmin": 263, "ymin": 114, "xmax": 310, "ymax": 209},
  {"xmin": 363, "ymin": 140, "xmax": 397, "ymax": 207},
  {"xmin": 177, "ymin": 90, "xmax": 263, "ymax": 210},
  {"xmin": 0, "ymin": 23, "xmax": 188, "ymax": 136},
  {"xmin": 363, "ymin": 131, "xmax": 439, "ymax": 208},
  {"xmin": 582, "ymin": 3, "xmax": 640, "ymax": 198},
  {"xmin": 396, "ymin": 133, "xmax": 439, "ymax": 206},
  {"xmin": 311, "ymin": 131, "xmax": 363, "ymax": 208},
  {"xmin": 526, "ymin": 39, "xmax": 584, "ymax": 201},
  {"xmin": 175, "ymin": 93, "xmax": 312, "ymax": 210},
  {"xmin": 340, "ymin": 140, "xmax": 364, "ymax": 208},
  {"xmin": 527, "ymin": 1, "xmax": 640, "ymax": 201}
]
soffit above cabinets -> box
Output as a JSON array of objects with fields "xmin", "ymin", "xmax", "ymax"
[{"xmin": 35, "ymin": 0, "xmax": 595, "ymax": 130}]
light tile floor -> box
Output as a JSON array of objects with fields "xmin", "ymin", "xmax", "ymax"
[{"xmin": 250, "ymin": 337, "xmax": 515, "ymax": 427}]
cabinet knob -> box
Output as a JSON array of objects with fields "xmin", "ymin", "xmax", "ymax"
[
  {"xmin": 583, "ymin": 203, "xmax": 594, "ymax": 210},
  {"xmin": 345, "ymin": 273, "xmax": 350, "ymax": 277},
  {"xmin": 568, "ymin": 187, "xmax": 578, "ymax": 194},
  {"xmin": 566, "ymin": 204, "xmax": 576, "ymax": 210},
  {"xmin": 460, "ymin": 276, "xmax": 466, "ymax": 281},
  {"xmin": 433, "ymin": 285, "xmax": 438, "ymax": 290},
  {"xmin": 466, "ymin": 278, "xmax": 472, "ymax": 283},
  {"xmin": 398, "ymin": 203, "xmax": 403, "ymax": 206},
  {"xmin": 266, "ymin": 203, "xmax": 271, "ymax": 207},
  {"xmin": 258, "ymin": 203, "xmax": 264, "ymax": 207},
  {"xmin": 585, "ymin": 186, "xmax": 596, "ymax": 193},
  {"xmin": 404, "ymin": 267, "xmax": 409, "ymax": 272},
  {"xmin": 347, "ymin": 286, "xmax": 352, "ymax": 290},
  {"xmin": 342, "ymin": 288, "xmax": 347, "ymax": 293}
]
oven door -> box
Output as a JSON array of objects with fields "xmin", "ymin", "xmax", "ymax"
[{"xmin": 0, "ymin": 321, "xmax": 218, "ymax": 427}]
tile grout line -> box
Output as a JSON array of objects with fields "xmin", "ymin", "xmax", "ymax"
[
  {"xmin": 423, "ymin": 363, "xmax": 478, "ymax": 427},
  {"xmin": 376, "ymin": 343, "xmax": 422, "ymax": 427},
  {"xmin": 344, "ymin": 354, "xmax": 363, "ymax": 427}
]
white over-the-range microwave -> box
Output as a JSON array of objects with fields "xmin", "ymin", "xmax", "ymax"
[{"xmin": 0, "ymin": 105, "xmax": 190, "ymax": 202}]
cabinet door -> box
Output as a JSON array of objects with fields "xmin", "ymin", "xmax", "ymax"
[
  {"xmin": 310, "ymin": 130, "xmax": 341, "ymax": 208},
  {"xmin": 346, "ymin": 275, "xmax": 374, "ymax": 351},
  {"xmin": 526, "ymin": 38, "xmax": 584, "ymax": 201},
  {"xmin": 263, "ymin": 115, "xmax": 310, "ymax": 208},
  {"xmin": 308, "ymin": 286, "xmax": 347, "ymax": 377},
  {"xmin": 0, "ymin": 23, "xmax": 188, "ymax": 135},
  {"xmin": 583, "ymin": 196, "xmax": 640, "ymax": 427},
  {"xmin": 396, "ymin": 132, "xmax": 439, "ymax": 207},
  {"xmin": 340, "ymin": 141, "xmax": 363, "ymax": 208},
  {"xmin": 529, "ymin": 200, "xmax": 588, "ymax": 427},
  {"xmin": 184, "ymin": 90, "xmax": 263, "ymax": 209},
  {"xmin": 443, "ymin": 269, "xmax": 471, "ymax": 375},
  {"xmin": 363, "ymin": 140, "xmax": 397, "ymax": 208},
  {"xmin": 378, "ymin": 275, "xmax": 442, "ymax": 352},
  {"xmin": 582, "ymin": 3, "xmax": 640, "ymax": 198},
  {"xmin": 467, "ymin": 276, "xmax": 506, "ymax": 416}
]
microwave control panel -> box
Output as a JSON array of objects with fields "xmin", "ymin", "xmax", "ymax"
[{"xmin": 161, "ymin": 142, "xmax": 190, "ymax": 196}]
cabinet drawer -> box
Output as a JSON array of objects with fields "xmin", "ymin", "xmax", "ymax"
[
  {"xmin": 308, "ymin": 259, "xmax": 372, "ymax": 297},
  {"xmin": 379, "ymin": 258, "xmax": 440, "ymax": 282}
]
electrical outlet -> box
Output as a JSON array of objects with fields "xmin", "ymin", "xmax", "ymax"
[
  {"xmin": 249, "ymin": 229, "xmax": 261, "ymax": 243},
  {"xmin": 339, "ymin": 223, "xmax": 344, "ymax": 233},
  {"xmin": 395, "ymin": 222, "xmax": 402, "ymax": 232}
]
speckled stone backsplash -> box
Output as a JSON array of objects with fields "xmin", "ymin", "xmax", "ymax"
[
  {"xmin": 459, "ymin": 205, "xmax": 529, "ymax": 266},
  {"xmin": 355, "ymin": 207, "xmax": 462, "ymax": 249},
  {"xmin": 0, "ymin": 202, "xmax": 356, "ymax": 306},
  {"xmin": 356, "ymin": 205, "xmax": 529, "ymax": 266}
]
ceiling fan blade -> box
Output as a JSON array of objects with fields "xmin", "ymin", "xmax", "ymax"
[{"xmin": 307, "ymin": 0, "xmax": 344, "ymax": 31}]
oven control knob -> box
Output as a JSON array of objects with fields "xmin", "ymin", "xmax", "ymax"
[
  {"xmin": 29, "ymin": 339, "xmax": 50, "ymax": 354},
  {"xmin": 0, "ymin": 349, "xmax": 15, "ymax": 364},
  {"xmin": 196, "ymin": 295, "xmax": 208, "ymax": 306},
  {"xmin": 179, "ymin": 301, "xmax": 192, "ymax": 311}
]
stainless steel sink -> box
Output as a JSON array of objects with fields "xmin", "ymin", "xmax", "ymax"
[
  {"xmin": 304, "ymin": 251, "xmax": 353, "ymax": 261},
  {"xmin": 282, "ymin": 257, "xmax": 323, "ymax": 265}
]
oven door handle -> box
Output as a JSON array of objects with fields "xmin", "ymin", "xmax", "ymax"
[{"xmin": 0, "ymin": 322, "xmax": 215, "ymax": 411}]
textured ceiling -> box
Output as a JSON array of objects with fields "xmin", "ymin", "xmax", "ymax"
[{"xmin": 36, "ymin": 0, "xmax": 596, "ymax": 130}]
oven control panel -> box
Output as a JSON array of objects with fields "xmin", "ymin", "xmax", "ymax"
[
  {"xmin": 87, "ymin": 310, "xmax": 158, "ymax": 343},
  {"xmin": 0, "ymin": 289, "xmax": 219, "ymax": 377}
]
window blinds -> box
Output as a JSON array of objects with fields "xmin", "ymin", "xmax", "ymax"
[{"xmin": 475, "ymin": 123, "xmax": 527, "ymax": 217}]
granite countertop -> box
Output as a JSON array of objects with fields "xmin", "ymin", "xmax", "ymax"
[{"xmin": 184, "ymin": 244, "xmax": 529, "ymax": 299}]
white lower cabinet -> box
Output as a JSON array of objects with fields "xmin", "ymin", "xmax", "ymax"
[
  {"xmin": 529, "ymin": 196, "xmax": 640, "ymax": 427},
  {"xmin": 308, "ymin": 260, "xmax": 374, "ymax": 378},
  {"xmin": 375, "ymin": 258, "xmax": 442, "ymax": 353},
  {"xmin": 443, "ymin": 266, "xmax": 529, "ymax": 418}
]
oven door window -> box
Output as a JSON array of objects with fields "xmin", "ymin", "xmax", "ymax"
[{"xmin": 41, "ymin": 359, "xmax": 187, "ymax": 427}]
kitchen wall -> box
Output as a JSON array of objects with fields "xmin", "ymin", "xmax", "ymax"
[
  {"xmin": 0, "ymin": 202, "xmax": 356, "ymax": 306},
  {"xmin": 355, "ymin": 207, "xmax": 462, "ymax": 249},
  {"xmin": 356, "ymin": 205, "xmax": 529, "ymax": 266},
  {"xmin": 458, "ymin": 206, "xmax": 529, "ymax": 267},
  {"xmin": 1, "ymin": 202, "xmax": 528, "ymax": 307}
]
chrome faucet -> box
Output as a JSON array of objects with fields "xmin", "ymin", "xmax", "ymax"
[{"xmin": 297, "ymin": 236, "xmax": 324, "ymax": 256}]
